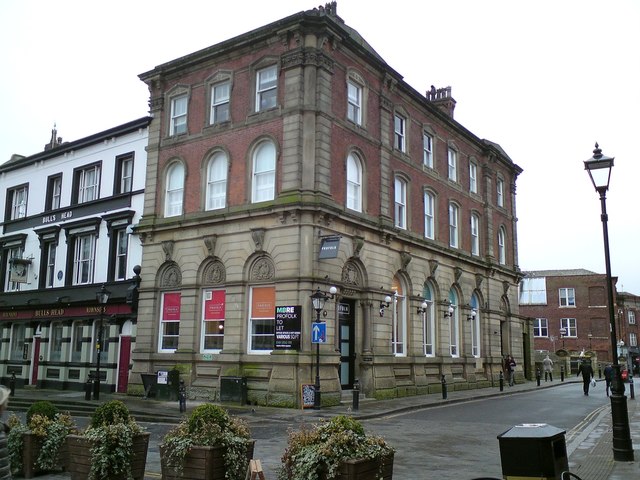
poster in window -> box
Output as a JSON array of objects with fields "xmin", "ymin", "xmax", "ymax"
[
  {"xmin": 163, "ymin": 292, "xmax": 181, "ymax": 321},
  {"xmin": 204, "ymin": 290, "xmax": 225, "ymax": 320},
  {"xmin": 251, "ymin": 286, "xmax": 275, "ymax": 318}
]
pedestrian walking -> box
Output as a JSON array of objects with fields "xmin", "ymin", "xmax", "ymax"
[
  {"xmin": 604, "ymin": 363, "xmax": 613, "ymax": 397},
  {"xmin": 178, "ymin": 379, "xmax": 187, "ymax": 413},
  {"xmin": 505, "ymin": 355, "xmax": 516, "ymax": 386},
  {"xmin": 543, "ymin": 355, "xmax": 554, "ymax": 382},
  {"xmin": 577, "ymin": 359, "xmax": 595, "ymax": 396},
  {"xmin": 0, "ymin": 386, "xmax": 11, "ymax": 480}
]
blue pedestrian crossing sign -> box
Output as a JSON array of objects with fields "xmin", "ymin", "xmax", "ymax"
[{"xmin": 312, "ymin": 322, "xmax": 326, "ymax": 343}]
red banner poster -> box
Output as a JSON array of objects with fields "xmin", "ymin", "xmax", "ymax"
[
  {"xmin": 204, "ymin": 290, "xmax": 225, "ymax": 320},
  {"xmin": 163, "ymin": 292, "xmax": 181, "ymax": 321}
]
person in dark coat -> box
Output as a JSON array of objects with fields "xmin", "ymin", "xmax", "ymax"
[
  {"xmin": 603, "ymin": 364, "xmax": 614, "ymax": 397},
  {"xmin": 0, "ymin": 385, "xmax": 11, "ymax": 480},
  {"xmin": 577, "ymin": 360, "xmax": 595, "ymax": 396},
  {"xmin": 505, "ymin": 355, "xmax": 516, "ymax": 386}
]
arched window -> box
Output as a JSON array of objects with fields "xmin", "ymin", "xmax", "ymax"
[
  {"xmin": 346, "ymin": 153, "xmax": 362, "ymax": 212},
  {"xmin": 391, "ymin": 276, "xmax": 407, "ymax": 356},
  {"xmin": 498, "ymin": 226, "xmax": 506, "ymax": 265},
  {"xmin": 165, "ymin": 163, "xmax": 184, "ymax": 217},
  {"xmin": 206, "ymin": 152, "xmax": 228, "ymax": 210},
  {"xmin": 252, "ymin": 141, "xmax": 276, "ymax": 203},
  {"xmin": 470, "ymin": 293, "xmax": 480, "ymax": 357},
  {"xmin": 449, "ymin": 289, "xmax": 459, "ymax": 357},
  {"xmin": 422, "ymin": 283, "xmax": 435, "ymax": 356}
]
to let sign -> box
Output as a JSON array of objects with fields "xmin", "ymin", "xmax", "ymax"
[{"xmin": 274, "ymin": 305, "xmax": 302, "ymax": 350}]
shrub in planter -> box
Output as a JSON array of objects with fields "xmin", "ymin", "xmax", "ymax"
[
  {"xmin": 161, "ymin": 403, "xmax": 253, "ymax": 480},
  {"xmin": 278, "ymin": 415, "xmax": 394, "ymax": 480},
  {"xmin": 6, "ymin": 402, "xmax": 77, "ymax": 478},
  {"xmin": 26, "ymin": 400, "xmax": 58, "ymax": 424},
  {"xmin": 66, "ymin": 399, "xmax": 149, "ymax": 480}
]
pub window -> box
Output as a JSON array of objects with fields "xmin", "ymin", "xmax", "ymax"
[
  {"xmin": 10, "ymin": 324, "xmax": 26, "ymax": 361},
  {"xmin": 45, "ymin": 174, "xmax": 63, "ymax": 211},
  {"xmin": 71, "ymin": 322, "xmax": 84, "ymax": 362},
  {"xmin": 49, "ymin": 322, "xmax": 64, "ymax": 362},
  {"xmin": 114, "ymin": 153, "xmax": 134, "ymax": 194}
]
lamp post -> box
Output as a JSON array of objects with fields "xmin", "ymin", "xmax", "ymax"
[
  {"xmin": 588, "ymin": 333, "xmax": 593, "ymax": 350},
  {"xmin": 584, "ymin": 143, "xmax": 634, "ymax": 461},
  {"xmin": 310, "ymin": 286, "xmax": 337, "ymax": 410},
  {"xmin": 94, "ymin": 284, "xmax": 111, "ymax": 401}
]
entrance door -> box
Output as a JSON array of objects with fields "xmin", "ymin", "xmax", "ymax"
[
  {"xmin": 117, "ymin": 336, "xmax": 132, "ymax": 393},
  {"xmin": 117, "ymin": 320, "xmax": 134, "ymax": 393},
  {"xmin": 338, "ymin": 300, "xmax": 355, "ymax": 389}
]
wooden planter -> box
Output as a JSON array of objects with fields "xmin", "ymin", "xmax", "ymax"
[
  {"xmin": 66, "ymin": 432, "xmax": 150, "ymax": 480},
  {"xmin": 22, "ymin": 432, "xmax": 69, "ymax": 478},
  {"xmin": 160, "ymin": 440, "xmax": 255, "ymax": 480},
  {"xmin": 320, "ymin": 454, "xmax": 394, "ymax": 480}
]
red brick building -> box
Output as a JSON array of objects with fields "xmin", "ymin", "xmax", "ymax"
[
  {"xmin": 520, "ymin": 269, "xmax": 634, "ymax": 372},
  {"xmin": 617, "ymin": 291, "xmax": 640, "ymax": 374},
  {"xmin": 132, "ymin": 2, "xmax": 525, "ymax": 406}
]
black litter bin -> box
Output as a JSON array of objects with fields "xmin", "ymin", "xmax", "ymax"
[
  {"xmin": 497, "ymin": 423, "xmax": 568, "ymax": 480},
  {"xmin": 156, "ymin": 371, "xmax": 170, "ymax": 400},
  {"xmin": 220, "ymin": 376, "xmax": 247, "ymax": 405}
]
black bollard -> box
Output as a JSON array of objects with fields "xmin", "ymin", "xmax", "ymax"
[
  {"xmin": 84, "ymin": 378, "xmax": 92, "ymax": 401},
  {"xmin": 560, "ymin": 365, "xmax": 565, "ymax": 382},
  {"xmin": 629, "ymin": 375, "xmax": 635, "ymax": 400},
  {"xmin": 499, "ymin": 371, "xmax": 504, "ymax": 392},
  {"xmin": 441, "ymin": 375, "xmax": 447, "ymax": 399},
  {"xmin": 598, "ymin": 364, "xmax": 602, "ymax": 379},
  {"xmin": 9, "ymin": 373, "xmax": 15, "ymax": 397},
  {"xmin": 536, "ymin": 369, "xmax": 541, "ymax": 386},
  {"xmin": 178, "ymin": 380, "xmax": 187, "ymax": 413},
  {"xmin": 352, "ymin": 378, "xmax": 360, "ymax": 411}
]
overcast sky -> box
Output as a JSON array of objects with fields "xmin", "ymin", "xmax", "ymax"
[{"xmin": 1, "ymin": 0, "xmax": 638, "ymax": 294}]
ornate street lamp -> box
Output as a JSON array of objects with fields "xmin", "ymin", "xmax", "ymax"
[
  {"xmin": 94, "ymin": 284, "xmax": 111, "ymax": 401},
  {"xmin": 310, "ymin": 286, "xmax": 337, "ymax": 409},
  {"xmin": 584, "ymin": 143, "xmax": 634, "ymax": 461},
  {"xmin": 559, "ymin": 327, "xmax": 567, "ymax": 348}
]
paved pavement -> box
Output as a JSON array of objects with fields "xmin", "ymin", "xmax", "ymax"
[{"xmin": 5, "ymin": 377, "xmax": 639, "ymax": 479}]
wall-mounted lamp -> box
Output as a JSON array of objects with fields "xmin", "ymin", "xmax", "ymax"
[
  {"xmin": 467, "ymin": 309, "xmax": 477, "ymax": 321},
  {"xmin": 443, "ymin": 303, "xmax": 454, "ymax": 318},
  {"xmin": 416, "ymin": 300, "xmax": 428, "ymax": 315},
  {"xmin": 379, "ymin": 295, "xmax": 393, "ymax": 317}
]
